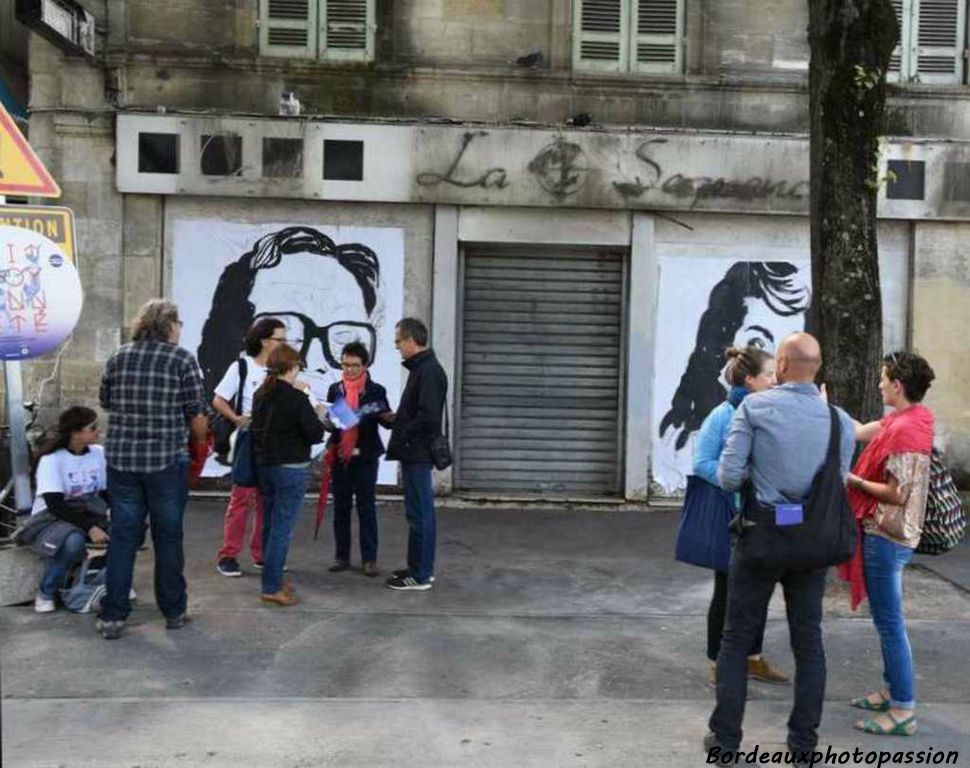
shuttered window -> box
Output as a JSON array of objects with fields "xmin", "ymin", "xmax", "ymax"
[
  {"xmin": 888, "ymin": 0, "xmax": 966, "ymax": 83},
  {"xmin": 573, "ymin": 0, "xmax": 684, "ymax": 74},
  {"xmin": 259, "ymin": 0, "xmax": 374, "ymax": 61}
]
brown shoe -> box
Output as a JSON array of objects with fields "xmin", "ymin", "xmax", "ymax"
[
  {"xmin": 748, "ymin": 656, "xmax": 791, "ymax": 685},
  {"xmin": 261, "ymin": 590, "xmax": 299, "ymax": 607},
  {"xmin": 281, "ymin": 581, "xmax": 296, "ymax": 595},
  {"xmin": 362, "ymin": 561, "xmax": 379, "ymax": 577}
]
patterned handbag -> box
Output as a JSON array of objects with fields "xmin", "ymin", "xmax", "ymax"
[{"xmin": 916, "ymin": 448, "xmax": 966, "ymax": 556}]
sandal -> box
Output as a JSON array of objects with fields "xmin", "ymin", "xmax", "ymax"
[
  {"xmin": 854, "ymin": 712, "xmax": 917, "ymax": 737},
  {"xmin": 849, "ymin": 692, "xmax": 890, "ymax": 712}
]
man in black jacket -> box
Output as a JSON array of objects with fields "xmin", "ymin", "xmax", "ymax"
[{"xmin": 384, "ymin": 318, "xmax": 447, "ymax": 591}]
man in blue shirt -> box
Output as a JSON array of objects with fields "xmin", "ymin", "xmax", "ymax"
[{"xmin": 705, "ymin": 333, "xmax": 855, "ymax": 758}]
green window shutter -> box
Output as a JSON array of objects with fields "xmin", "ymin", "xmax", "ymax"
[
  {"xmin": 631, "ymin": 0, "xmax": 684, "ymax": 74},
  {"xmin": 913, "ymin": 0, "xmax": 966, "ymax": 83},
  {"xmin": 887, "ymin": 0, "xmax": 908, "ymax": 80},
  {"xmin": 260, "ymin": 0, "xmax": 317, "ymax": 58},
  {"xmin": 319, "ymin": 0, "xmax": 375, "ymax": 62},
  {"xmin": 573, "ymin": 0, "xmax": 629, "ymax": 73}
]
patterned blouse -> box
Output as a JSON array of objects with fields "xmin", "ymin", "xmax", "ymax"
[{"xmin": 863, "ymin": 451, "xmax": 932, "ymax": 548}]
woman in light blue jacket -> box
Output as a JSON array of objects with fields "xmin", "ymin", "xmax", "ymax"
[{"xmin": 694, "ymin": 345, "xmax": 790, "ymax": 687}]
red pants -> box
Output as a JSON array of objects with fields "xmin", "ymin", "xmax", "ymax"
[{"xmin": 217, "ymin": 485, "xmax": 264, "ymax": 563}]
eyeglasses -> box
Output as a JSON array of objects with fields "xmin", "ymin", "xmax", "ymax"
[{"xmin": 255, "ymin": 312, "xmax": 377, "ymax": 371}]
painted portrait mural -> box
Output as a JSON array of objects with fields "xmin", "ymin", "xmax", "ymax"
[
  {"xmin": 173, "ymin": 220, "xmax": 405, "ymax": 484},
  {"xmin": 651, "ymin": 257, "xmax": 812, "ymax": 493}
]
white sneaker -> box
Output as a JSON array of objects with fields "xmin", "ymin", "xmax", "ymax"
[
  {"xmin": 34, "ymin": 594, "xmax": 56, "ymax": 613},
  {"xmin": 129, "ymin": 587, "xmax": 138, "ymax": 601}
]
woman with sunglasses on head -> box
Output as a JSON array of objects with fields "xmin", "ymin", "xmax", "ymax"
[
  {"xmin": 251, "ymin": 344, "xmax": 326, "ymax": 606},
  {"xmin": 843, "ymin": 352, "xmax": 936, "ymax": 737},
  {"xmin": 27, "ymin": 407, "xmax": 109, "ymax": 613},
  {"xmin": 213, "ymin": 317, "xmax": 289, "ymax": 578},
  {"xmin": 323, "ymin": 341, "xmax": 391, "ymax": 577}
]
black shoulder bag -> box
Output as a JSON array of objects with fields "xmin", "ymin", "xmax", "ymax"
[
  {"xmin": 737, "ymin": 404, "xmax": 856, "ymax": 571},
  {"xmin": 210, "ymin": 357, "xmax": 248, "ymax": 460},
  {"xmin": 429, "ymin": 400, "xmax": 453, "ymax": 471}
]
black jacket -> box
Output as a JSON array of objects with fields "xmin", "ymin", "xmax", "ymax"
[
  {"xmin": 386, "ymin": 349, "xmax": 448, "ymax": 464},
  {"xmin": 252, "ymin": 380, "xmax": 326, "ymax": 466},
  {"xmin": 325, "ymin": 377, "xmax": 390, "ymax": 460}
]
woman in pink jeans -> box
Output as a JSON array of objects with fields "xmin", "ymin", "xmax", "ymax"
[{"xmin": 214, "ymin": 317, "xmax": 288, "ymax": 577}]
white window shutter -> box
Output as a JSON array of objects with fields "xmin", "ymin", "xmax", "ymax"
[
  {"xmin": 912, "ymin": 0, "xmax": 966, "ymax": 83},
  {"xmin": 319, "ymin": 0, "xmax": 375, "ymax": 62},
  {"xmin": 887, "ymin": 0, "xmax": 907, "ymax": 81},
  {"xmin": 573, "ymin": 0, "xmax": 629, "ymax": 73},
  {"xmin": 260, "ymin": 0, "xmax": 317, "ymax": 58},
  {"xmin": 631, "ymin": 0, "xmax": 684, "ymax": 74}
]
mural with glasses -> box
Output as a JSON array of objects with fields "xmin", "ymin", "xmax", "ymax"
[
  {"xmin": 651, "ymin": 258, "xmax": 812, "ymax": 494},
  {"xmin": 173, "ymin": 221, "xmax": 405, "ymax": 483}
]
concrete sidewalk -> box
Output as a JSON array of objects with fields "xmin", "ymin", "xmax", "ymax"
[{"xmin": 2, "ymin": 501, "xmax": 969, "ymax": 767}]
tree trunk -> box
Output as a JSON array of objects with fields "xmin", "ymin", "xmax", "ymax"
[{"xmin": 808, "ymin": 0, "xmax": 897, "ymax": 422}]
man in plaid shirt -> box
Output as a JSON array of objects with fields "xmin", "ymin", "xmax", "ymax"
[{"xmin": 96, "ymin": 299, "xmax": 209, "ymax": 640}]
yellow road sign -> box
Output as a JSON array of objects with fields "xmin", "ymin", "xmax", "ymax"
[
  {"xmin": 0, "ymin": 205, "xmax": 76, "ymax": 265},
  {"xmin": 0, "ymin": 102, "xmax": 61, "ymax": 198}
]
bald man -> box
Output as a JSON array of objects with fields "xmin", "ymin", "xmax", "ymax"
[{"xmin": 705, "ymin": 333, "xmax": 855, "ymax": 758}]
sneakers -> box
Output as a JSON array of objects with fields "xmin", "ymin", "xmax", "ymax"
[
  {"xmin": 391, "ymin": 568, "xmax": 434, "ymax": 583},
  {"xmin": 252, "ymin": 561, "xmax": 287, "ymax": 572},
  {"xmin": 385, "ymin": 574, "xmax": 432, "ymax": 591},
  {"xmin": 216, "ymin": 558, "xmax": 242, "ymax": 577},
  {"xmin": 748, "ymin": 656, "xmax": 791, "ymax": 685},
  {"xmin": 34, "ymin": 594, "xmax": 56, "ymax": 613},
  {"xmin": 261, "ymin": 590, "xmax": 299, "ymax": 607},
  {"xmin": 362, "ymin": 561, "xmax": 379, "ymax": 577},
  {"xmin": 328, "ymin": 560, "xmax": 351, "ymax": 573},
  {"xmin": 96, "ymin": 619, "xmax": 125, "ymax": 640},
  {"xmin": 165, "ymin": 613, "xmax": 191, "ymax": 630}
]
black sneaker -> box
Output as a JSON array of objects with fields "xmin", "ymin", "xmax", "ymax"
[
  {"xmin": 166, "ymin": 613, "xmax": 190, "ymax": 630},
  {"xmin": 385, "ymin": 574, "xmax": 432, "ymax": 591},
  {"xmin": 391, "ymin": 568, "xmax": 435, "ymax": 583},
  {"xmin": 328, "ymin": 560, "xmax": 351, "ymax": 573},
  {"xmin": 96, "ymin": 619, "xmax": 125, "ymax": 640},
  {"xmin": 252, "ymin": 561, "xmax": 287, "ymax": 572},
  {"xmin": 216, "ymin": 558, "xmax": 242, "ymax": 577},
  {"xmin": 703, "ymin": 732, "xmax": 734, "ymax": 760}
]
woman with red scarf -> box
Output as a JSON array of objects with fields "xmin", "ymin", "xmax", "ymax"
[
  {"xmin": 324, "ymin": 341, "xmax": 391, "ymax": 577},
  {"xmin": 840, "ymin": 352, "xmax": 936, "ymax": 738}
]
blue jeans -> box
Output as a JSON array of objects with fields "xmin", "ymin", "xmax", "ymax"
[
  {"xmin": 402, "ymin": 462, "xmax": 435, "ymax": 583},
  {"xmin": 332, "ymin": 457, "xmax": 379, "ymax": 563},
  {"xmin": 99, "ymin": 459, "xmax": 189, "ymax": 622},
  {"xmin": 39, "ymin": 530, "xmax": 87, "ymax": 599},
  {"xmin": 863, "ymin": 533, "xmax": 916, "ymax": 709},
  {"xmin": 259, "ymin": 465, "xmax": 309, "ymax": 595}
]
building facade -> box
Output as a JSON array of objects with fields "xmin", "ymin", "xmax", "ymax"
[{"xmin": 8, "ymin": 0, "xmax": 970, "ymax": 498}]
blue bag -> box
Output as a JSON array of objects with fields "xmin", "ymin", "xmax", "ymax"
[
  {"xmin": 674, "ymin": 475, "xmax": 735, "ymax": 572},
  {"xmin": 231, "ymin": 427, "xmax": 258, "ymax": 488}
]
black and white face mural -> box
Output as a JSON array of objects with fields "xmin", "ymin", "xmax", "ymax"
[
  {"xmin": 651, "ymin": 258, "xmax": 812, "ymax": 493},
  {"xmin": 173, "ymin": 220, "xmax": 404, "ymax": 483}
]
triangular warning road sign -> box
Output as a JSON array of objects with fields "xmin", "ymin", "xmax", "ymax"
[{"xmin": 0, "ymin": 102, "xmax": 60, "ymax": 198}]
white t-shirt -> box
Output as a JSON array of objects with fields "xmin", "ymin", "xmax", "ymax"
[
  {"xmin": 31, "ymin": 445, "xmax": 108, "ymax": 516},
  {"xmin": 214, "ymin": 356, "xmax": 268, "ymax": 416}
]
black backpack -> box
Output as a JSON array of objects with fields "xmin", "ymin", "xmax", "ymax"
[
  {"xmin": 209, "ymin": 357, "xmax": 248, "ymax": 460},
  {"xmin": 736, "ymin": 404, "xmax": 857, "ymax": 571}
]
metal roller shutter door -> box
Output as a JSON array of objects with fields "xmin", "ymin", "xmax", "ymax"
[{"xmin": 456, "ymin": 245, "xmax": 625, "ymax": 495}]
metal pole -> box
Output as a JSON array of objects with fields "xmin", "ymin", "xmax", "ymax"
[{"xmin": 0, "ymin": 194, "xmax": 33, "ymax": 513}]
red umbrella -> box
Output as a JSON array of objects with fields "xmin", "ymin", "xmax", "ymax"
[{"xmin": 314, "ymin": 445, "xmax": 337, "ymax": 540}]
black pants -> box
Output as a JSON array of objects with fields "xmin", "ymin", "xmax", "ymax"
[
  {"xmin": 707, "ymin": 570, "xmax": 766, "ymax": 661},
  {"xmin": 708, "ymin": 550, "xmax": 827, "ymax": 752},
  {"xmin": 331, "ymin": 457, "xmax": 379, "ymax": 563}
]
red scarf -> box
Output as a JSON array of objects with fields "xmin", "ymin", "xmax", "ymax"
[
  {"xmin": 838, "ymin": 404, "xmax": 934, "ymax": 609},
  {"xmin": 338, "ymin": 371, "xmax": 367, "ymax": 463}
]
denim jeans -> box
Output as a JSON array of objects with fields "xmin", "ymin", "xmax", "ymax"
[
  {"xmin": 99, "ymin": 458, "xmax": 189, "ymax": 622},
  {"xmin": 38, "ymin": 530, "xmax": 87, "ymax": 599},
  {"xmin": 332, "ymin": 457, "xmax": 379, "ymax": 563},
  {"xmin": 708, "ymin": 569, "xmax": 766, "ymax": 661},
  {"xmin": 709, "ymin": 550, "xmax": 828, "ymax": 751},
  {"xmin": 863, "ymin": 533, "xmax": 916, "ymax": 709},
  {"xmin": 402, "ymin": 462, "xmax": 436, "ymax": 583},
  {"xmin": 259, "ymin": 465, "xmax": 309, "ymax": 595}
]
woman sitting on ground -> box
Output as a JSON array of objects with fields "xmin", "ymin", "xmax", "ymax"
[
  {"xmin": 28, "ymin": 406, "xmax": 109, "ymax": 613},
  {"xmin": 845, "ymin": 352, "xmax": 936, "ymax": 737}
]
